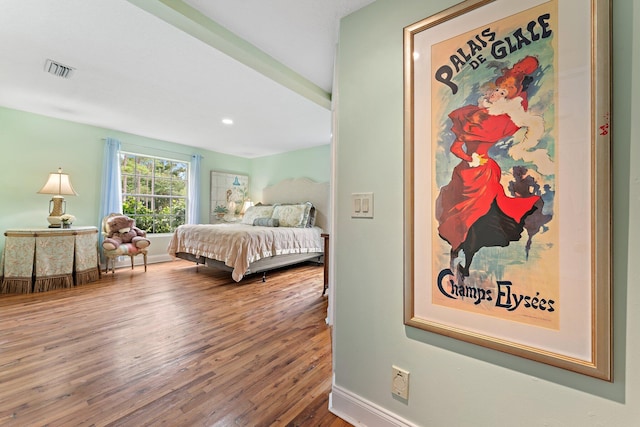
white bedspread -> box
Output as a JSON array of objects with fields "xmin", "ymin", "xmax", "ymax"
[{"xmin": 167, "ymin": 223, "xmax": 324, "ymax": 281}]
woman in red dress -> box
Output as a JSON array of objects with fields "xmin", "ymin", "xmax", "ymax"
[{"xmin": 436, "ymin": 56, "xmax": 546, "ymax": 277}]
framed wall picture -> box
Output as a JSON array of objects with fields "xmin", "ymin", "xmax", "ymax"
[
  {"xmin": 403, "ymin": 0, "xmax": 611, "ymax": 380},
  {"xmin": 210, "ymin": 171, "xmax": 249, "ymax": 222}
]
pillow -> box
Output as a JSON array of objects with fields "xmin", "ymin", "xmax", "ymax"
[
  {"xmin": 307, "ymin": 205, "xmax": 317, "ymax": 227},
  {"xmin": 271, "ymin": 202, "xmax": 313, "ymax": 227},
  {"xmin": 253, "ymin": 217, "xmax": 279, "ymax": 227},
  {"xmin": 298, "ymin": 202, "xmax": 315, "ymax": 227},
  {"xmin": 241, "ymin": 205, "xmax": 275, "ymax": 225}
]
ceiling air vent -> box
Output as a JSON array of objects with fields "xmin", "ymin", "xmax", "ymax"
[{"xmin": 44, "ymin": 59, "xmax": 75, "ymax": 79}]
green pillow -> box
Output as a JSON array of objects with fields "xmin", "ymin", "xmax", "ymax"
[{"xmin": 253, "ymin": 217, "xmax": 280, "ymax": 227}]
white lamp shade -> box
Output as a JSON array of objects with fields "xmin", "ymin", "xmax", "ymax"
[
  {"xmin": 241, "ymin": 200, "xmax": 254, "ymax": 214},
  {"xmin": 38, "ymin": 168, "xmax": 78, "ymax": 196}
]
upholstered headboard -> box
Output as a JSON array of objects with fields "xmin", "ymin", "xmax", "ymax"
[{"xmin": 261, "ymin": 178, "xmax": 330, "ymax": 231}]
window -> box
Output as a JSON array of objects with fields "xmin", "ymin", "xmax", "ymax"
[{"xmin": 120, "ymin": 152, "xmax": 188, "ymax": 233}]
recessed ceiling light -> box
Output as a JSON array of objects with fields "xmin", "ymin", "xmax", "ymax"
[{"xmin": 222, "ymin": 118, "xmax": 234, "ymax": 125}]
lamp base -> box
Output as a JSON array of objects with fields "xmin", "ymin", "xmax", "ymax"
[
  {"xmin": 46, "ymin": 196, "xmax": 65, "ymax": 228},
  {"xmin": 47, "ymin": 215, "xmax": 62, "ymax": 228}
]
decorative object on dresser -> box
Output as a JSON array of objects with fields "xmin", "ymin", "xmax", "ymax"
[
  {"xmin": 0, "ymin": 226, "xmax": 100, "ymax": 294},
  {"xmin": 37, "ymin": 167, "xmax": 78, "ymax": 228},
  {"xmin": 170, "ymin": 177, "xmax": 329, "ymax": 285},
  {"xmin": 101, "ymin": 213, "xmax": 151, "ymax": 273},
  {"xmin": 60, "ymin": 214, "xmax": 76, "ymax": 229}
]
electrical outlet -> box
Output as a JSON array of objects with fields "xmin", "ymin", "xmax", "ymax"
[{"xmin": 391, "ymin": 366, "xmax": 410, "ymax": 400}]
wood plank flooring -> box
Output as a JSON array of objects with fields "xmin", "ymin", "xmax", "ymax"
[{"xmin": 0, "ymin": 260, "xmax": 352, "ymax": 427}]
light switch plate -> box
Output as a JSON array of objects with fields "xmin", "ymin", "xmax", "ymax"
[{"xmin": 351, "ymin": 192, "xmax": 373, "ymax": 218}]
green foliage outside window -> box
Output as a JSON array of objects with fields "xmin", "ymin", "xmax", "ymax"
[{"xmin": 120, "ymin": 153, "xmax": 188, "ymax": 233}]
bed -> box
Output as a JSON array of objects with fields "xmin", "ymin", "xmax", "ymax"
[{"xmin": 167, "ymin": 177, "xmax": 329, "ymax": 282}]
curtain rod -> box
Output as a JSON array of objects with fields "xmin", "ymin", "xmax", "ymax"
[{"xmin": 101, "ymin": 138, "xmax": 203, "ymax": 159}]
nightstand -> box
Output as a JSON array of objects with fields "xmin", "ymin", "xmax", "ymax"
[{"xmin": 321, "ymin": 233, "xmax": 329, "ymax": 295}]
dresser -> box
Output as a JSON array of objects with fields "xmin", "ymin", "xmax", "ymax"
[{"xmin": 1, "ymin": 226, "xmax": 100, "ymax": 293}]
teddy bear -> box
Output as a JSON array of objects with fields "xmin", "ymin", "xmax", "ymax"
[{"xmin": 102, "ymin": 215, "xmax": 150, "ymax": 251}]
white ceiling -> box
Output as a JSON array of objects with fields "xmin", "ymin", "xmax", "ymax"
[{"xmin": 0, "ymin": 0, "xmax": 374, "ymax": 158}]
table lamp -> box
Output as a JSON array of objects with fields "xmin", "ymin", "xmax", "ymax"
[
  {"xmin": 240, "ymin": 199, "xmax": 254, "ymax": 215},
  {"xmin": 37, "ymin": 167, "xmax": 78, "ymax": 228}
]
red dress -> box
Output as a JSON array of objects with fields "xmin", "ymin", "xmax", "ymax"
[{"xmin": 436, "ymin": 103, "xmax": 540, "ymax": 256}]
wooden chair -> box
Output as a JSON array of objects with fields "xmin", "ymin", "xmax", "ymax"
[{"xmin": 101, "ymin": 213, "xmax": 149, "ymax": 273}]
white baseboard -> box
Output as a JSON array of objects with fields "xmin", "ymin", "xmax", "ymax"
[
  {"xmin": 148, "ymin": 253, "xmax": 172, "ymax": 264},
  {"xmin": 329, "ymin": 384, "xmax": 419, "ymax": 427},
  {"xmin": 103, "ymin": 253, "xmax": 172, "ymax": 271}
]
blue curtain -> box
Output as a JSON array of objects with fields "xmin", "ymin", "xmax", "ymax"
[
  {"xmin": 188, "ymin": 154, "xmax": 202, "ymax": 224},
  {"xmin": 99, "ymin": 137, "xmax": 123, "ymax": 226}
]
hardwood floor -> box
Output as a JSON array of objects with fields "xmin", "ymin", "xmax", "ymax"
[{"xmin": 0, "ymin": 260, "xmax": 352, "ymax": 427}]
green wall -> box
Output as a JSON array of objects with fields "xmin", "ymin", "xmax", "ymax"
[
  {"xmin": 0, "ymin": 107, "xmax": 328, "ymax": 257},
  {"xmin": 333, "ymin": 0, "xmax": 639, "ymax": 425},
  {"xmin": 250, "ymin": 144, "xmax": 331, "ymax": 203}
]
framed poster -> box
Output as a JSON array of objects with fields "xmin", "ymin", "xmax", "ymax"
[
  {"xmin": 403, "ymin": 0, "xmax": 611, "ymax": 380},
  {"xmin": 210, "ymin": 171, "xmax": 249, "ymax": 222}
]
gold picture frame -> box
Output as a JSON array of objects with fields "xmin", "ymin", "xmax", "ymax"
[{"xmin": 403, "ymin": 0, "xmax": 611, "ymax": 380}]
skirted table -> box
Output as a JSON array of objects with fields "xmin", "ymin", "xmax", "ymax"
[{"xmin": 1, "ymin": 226, "xmax": 100, "ymax": 293}]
